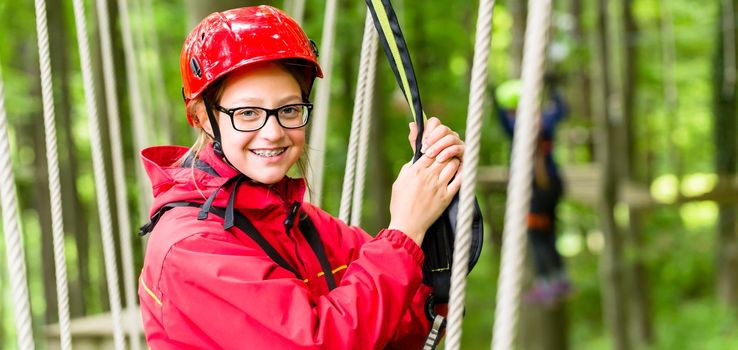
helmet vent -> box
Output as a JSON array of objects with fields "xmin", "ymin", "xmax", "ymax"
[
  {"xmin": 309, "ymin": 39, "xmax": 319, "ymax": 57},
  {"xmin": 190, "ymin": 58, "xmax": 202, "ymax": 78}
]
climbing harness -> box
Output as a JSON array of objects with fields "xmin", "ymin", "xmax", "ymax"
[{"xmin": 140, "ymin": 180, "xmax": 337, "ymax": 291}]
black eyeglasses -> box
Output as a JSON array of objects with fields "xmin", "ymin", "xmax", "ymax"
[{"xmin": 215, "ymin": 103, "xmax": 313, "ymax": 132}]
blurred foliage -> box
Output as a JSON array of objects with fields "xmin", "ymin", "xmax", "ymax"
[{"xmin": 0, "ymin": 0, "xmax": 736, "ymax": 348}]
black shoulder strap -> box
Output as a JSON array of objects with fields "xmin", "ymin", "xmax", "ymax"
[
  {"xmin": 140, "ymin": 201, "xmax": 301, "ymax": 279},
  {"xmin": 297, "ymin": 212, "xmax": 337, "ymax": 290}
]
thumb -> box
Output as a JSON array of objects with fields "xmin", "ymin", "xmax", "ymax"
[{"xmin": 408, "ymin": 122, "xmax": 418, "ymax": 153}]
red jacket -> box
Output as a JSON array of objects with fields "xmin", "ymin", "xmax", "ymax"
[{"xmin": 138, "ymin": 144, "xmax": 432, "ymax": 349}]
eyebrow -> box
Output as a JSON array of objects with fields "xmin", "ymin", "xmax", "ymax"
[{"xmin": 230, "ymin": 95, "xmax": 303, "ymax": 107}]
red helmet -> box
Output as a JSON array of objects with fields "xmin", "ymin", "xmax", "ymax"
[{"xmin": 180, "ymin": 5, "xmax": 323, "ymax": 125}]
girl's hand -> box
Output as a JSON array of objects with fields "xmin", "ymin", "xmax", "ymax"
[
  {"xmin": 388, "ymin": 118, "xmax": 465, "ymax": 245},
  {"xmin": 388, "ymin": 154, "xmax": 462, "ymax": 245},
  {"xmin": 408, "ymin": 117, "xmax": 465, "ymax": 162}
]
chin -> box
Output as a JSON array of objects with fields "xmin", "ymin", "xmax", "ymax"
[{"xmin": 247, "ymin": 172, "xmax": 287, "ymax": 185}]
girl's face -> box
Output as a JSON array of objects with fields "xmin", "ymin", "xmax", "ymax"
[{"xmin": 209, "ymin": 63, "xmax": 306, "ymax": 184}]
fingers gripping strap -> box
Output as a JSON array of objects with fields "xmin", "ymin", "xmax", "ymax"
[{"xmin": 365, "ymin": 0, "xmax": 425, "ymax": 161}]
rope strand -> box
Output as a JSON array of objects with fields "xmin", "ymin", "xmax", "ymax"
[
  {"xmin": 492, "ymin": 0, "xmax": 553, "ymax": 348},
  {"xmin": 443, "ymin": 1, "xmax": 496, "ymax": 349},
  {"xmin": 95, "ymin": 0, "xmax": 142, "ymax": 347},
  {"xmin": 116, "ymin": 0, "xmax": 152, "ymax": 218},
  {"xmin": 339, "ymin": 13, "xmax": 373, "ymax": 223},
  {"xmin": 34, "ymin": 0, "xmax": 73, "ymax": 348},
  {"xmin": 0, "ymin": 66, "xmax": 35, "ymax": 350},
  {"xmin": 351, "ymin": 24, "xmax": 378, "ymax": 227},
  {"xmin": 71, "ymin": 0, "xmax": 126, "ymax": 347}
]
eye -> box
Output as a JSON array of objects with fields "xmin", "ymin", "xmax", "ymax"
[
  {"xmin": 234, "ymin": 108, "xmax": 260, "ymax": 119},
  {"xmin": 281, "ymin": 106, "xmax": 297, "ymax": 114}
]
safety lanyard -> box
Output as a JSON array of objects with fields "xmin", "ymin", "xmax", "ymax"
[
  {"xmin": 364, "ymin": 1, "xmax": 447, "ymax": 348},
  {"xmin": 365, "ymin": 0, "xmax": 426, "ymax": 162}
]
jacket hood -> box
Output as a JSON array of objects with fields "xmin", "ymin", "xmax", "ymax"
[{"xmin": 141, "ymin": 143, "xmax": 306, "ymax": 217}]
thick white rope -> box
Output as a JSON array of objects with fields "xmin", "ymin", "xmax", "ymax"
[
  {"xmin": 443, "ymin": 1, "xmax": 496, "ymax": 349},
  {"xmin": 306, "ymin": 0, "xmax": 338, "ymax": 205},
  {"xmin": 71, "ymin": 0, "xmax": 126, "ymax": 348},
  {"xmin": 492, "ymin": 0, "xmax": 552, "ymax": 349},
  {"xmin": 34, "ymin": 0, "xmax": 73, "ymax": 348},
  {"xmin": 95, "ymin": 0, "xmax": 142, "ymax": 348},
  {"xmin": 116, "ymin": 0, "xmax": 152, "ymax": 217},
  {"xmin": 0, "ymin": 67, "xmax": 36, "ymax": 350},
  {"xmin": 351, "ymin": 26, "xmax": 378, "ymax": 227},
  {"xmin": 339, "ymin": 13, "xmax": 374, "ymax": 224}
]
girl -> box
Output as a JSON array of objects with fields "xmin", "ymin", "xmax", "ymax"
[{"xmin": 139, "ymin": 6, "xmax": 465, "ymax": 349}]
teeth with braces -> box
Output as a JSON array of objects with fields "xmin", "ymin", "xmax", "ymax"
[{"xmin": 251, "ymin": 148, "xmax": 286, "ymax": 157}]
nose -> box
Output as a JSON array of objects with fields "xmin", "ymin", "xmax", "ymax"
[{"xmin": 258, "ymin": 115, "xmax": 285, "ymax": 141}]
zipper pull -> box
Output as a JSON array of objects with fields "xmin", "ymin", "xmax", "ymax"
[{"xmin": 283, "ymin": 201, "xmax": 301, "ymax": 229}]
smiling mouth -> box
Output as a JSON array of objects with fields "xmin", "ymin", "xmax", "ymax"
[{"xmin": 250, "ymin": 147, "xmax": 287, "ymax": 158}]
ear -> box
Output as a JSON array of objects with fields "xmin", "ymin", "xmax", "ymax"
[
  {"xmin": 191, "ymin": 101, "xmax": 215, "ymax": 136},
  {"xmin": 198, "ymin": 115, "xmax": 215, "ymax": 136}
]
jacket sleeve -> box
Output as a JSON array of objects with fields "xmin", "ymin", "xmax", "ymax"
[
  {"xmin": 303, "ymin": 206, "xmax": 434, "ymax": 348},
  {"xmin": 154, "ymin": 227, "xmax": 429, "ymax": 349},
  {"xmin": 541, "ymin": 91, "xmax": 567, "ymax": 134}
]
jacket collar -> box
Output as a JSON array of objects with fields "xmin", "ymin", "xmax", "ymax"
[{"xmin": 141, "ymin": 143, "xmax": 306, "ymax": 215}]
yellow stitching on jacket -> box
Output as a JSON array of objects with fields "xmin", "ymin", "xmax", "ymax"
[
  {"xmin": 140, "ymin": 277, "xmax": 163, "ymax": 306},
  {"xmin": 317, "ymin": 264, "xmax": 348, "ymax": 277}
]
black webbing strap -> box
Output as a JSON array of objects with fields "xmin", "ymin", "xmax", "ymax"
[
  {"xmin": 140, "ymin": 201, "xmax": 300, "ymax": 279},
  {"xmin": 297, "ymin": 211, "xmax": 337, "ymax": 290},
  {"xmin": 366, "ymin": 0, "xmax": 454, "ymax": 320},
  {"xmin": 365, "ymin": 0, "xmax": 425, "ymax": 162},
  {"xmin": 365, "ymin": 3, "xmax": 486, "ymax": 345}
]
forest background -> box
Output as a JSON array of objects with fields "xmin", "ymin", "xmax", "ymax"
[{"xmin": 0, "ymin": 0, "xmax": 737, "ymax": 349}]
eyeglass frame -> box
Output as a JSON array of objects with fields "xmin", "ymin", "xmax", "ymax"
[{"xmin": 214, "ymin": 102, "xmax": 313, "ymax": 132}]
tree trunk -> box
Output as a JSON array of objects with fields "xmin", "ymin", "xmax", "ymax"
[
  {"xmin": 568, "ymin": 0, "xmax": 595, "ymax": 160},
  {"xmin": 621, "ymin": 0, "xmax": 653, "ymax": 346},
  {"xmin": 714, "ymin": 0, "xmax": 738, "ymax": 306},
  {"xmin": 595, "ymin": 0, "xmax": 630, "ymax": 349}
]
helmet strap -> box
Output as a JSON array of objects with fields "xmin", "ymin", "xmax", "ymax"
[{"xmin": 201, "ymin": 95, "xmax": 225, "ymax": 158}]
